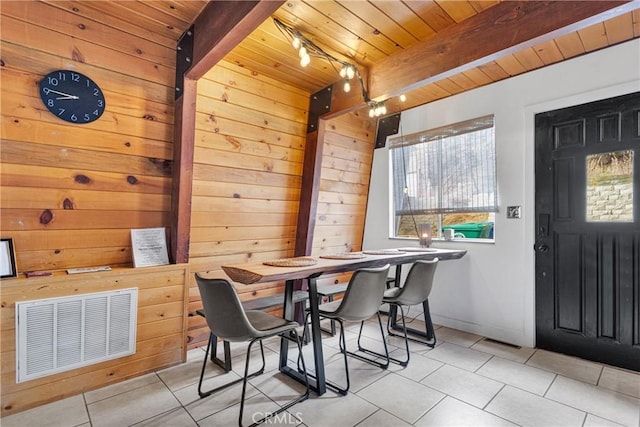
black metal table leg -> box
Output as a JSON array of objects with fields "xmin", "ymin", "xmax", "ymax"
[
  {"xmin": 388, "ymin": 264, "xmax": 436, "ymax": 342},
  {"xmin": 279, "ymin": 274, "xmax": 326, "ymax": 395}
]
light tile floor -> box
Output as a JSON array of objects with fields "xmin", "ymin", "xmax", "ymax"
[{"xmin": 3, "ymin": 319, "xmax": 640, "ymax": 427}]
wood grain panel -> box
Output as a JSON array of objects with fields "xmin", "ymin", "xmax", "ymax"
[
  {"xmin": 14, "ymin": 247, "xmax": 133, "ymax": 272},
  {"xmin": 1, "ymin": 117, "xmax": 172, "ymax": 159},
  {"xmin": 554, "ymin": 32, "xmax": 586, "ymax": 59},
  {"xmin": 190, "ymin": 226, "xmax": 297, "ymax": 243},
  {"xmin": 195, "ymin": 113, "xmax": 305, "ymax": 153},
  {"xmin": 578, "ymin": 23, "xmax": 609, "ymax": 52},
  {"xmin": 2, "ymin": 1, "xmax": 176, "ymax": 66},
  {"xmin": 198, "ymin": 94, "xmax": 307, "ymax": 135},
  {"xmin": 1, "ymin": 209, "xmax": 168, "ymax": 232},
  {"xmin": 0, "ymin": 187, "xmax": 169, "ymax": 211},
  {"xmin": 42, "ymin": 0, "xmax": 178, "ymax": 48},
  {"xmin": 274, "ymin": 1, "xmax": 388, "ymax": 66},
  {"xmin": 3, "ymin": 229, "xmax": 134, "ymax": 252},
  {"xmin": 370, "ymin": 0, "xmax": 436, "ymax": 40},
  {"xmin": 192, "ymin": 180, "xmax": 301, "ymax": 201},
  {"xmin": 1, "ymin": 264, "xmax": 188, "ymax": 415},
  {"xmin": 1, "ymin": 163, "xmax": 170, "ymax": 195},
  {"xmin": 533, "ymin": 40, "xmax": 565, "ymax": 65},
  {"xmin": 0, "ymin": 140, "xmax": 172, "ymax": 178},
  {"xmin": 188, "ymin": 60, "xmax": 309, "ymax": 349},
  {"xmin": 0, "ymin": 42, "xmax": 173, "ymax": 104},
  {"xmin": 195, "ymin": 128, "xmax": 304, "ymax": 162},
  {"xmin": 193, "ymin": 163, "xmax": 301, "ymax": 188},
  {"xmin": 1, "ymin": 15, "xmax": 173, "ymax": 86},
  {"xmin": 335, "ymin": 0, "xmax": 419, "ymax": 49},
  {"xmin": 1, "ymin": 67, "xmax": 174, "ymax": 125}
]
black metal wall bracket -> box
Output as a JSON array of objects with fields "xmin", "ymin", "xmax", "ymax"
[
  {"xmin": 175, "ymin": 25, "xmax": 194, "ymax": 100},
  {"xmin": 307, "ymin": 85, "xmax": 332, "ymax": 133}
]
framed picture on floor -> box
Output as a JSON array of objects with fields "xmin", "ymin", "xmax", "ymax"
[{"xmin": 1, "ymin": 238, "xmax": 18, "ymax": 279}]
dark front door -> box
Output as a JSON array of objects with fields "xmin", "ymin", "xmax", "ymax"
[{"xmin": 535, "ymin": 92, "xmax": 640, "ymax": 371}]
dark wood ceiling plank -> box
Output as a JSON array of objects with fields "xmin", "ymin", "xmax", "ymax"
[{"xmin": 369, "ymin": 1, "xmax": 635, "ymax": 100}]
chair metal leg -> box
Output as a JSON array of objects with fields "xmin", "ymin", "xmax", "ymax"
[
  {"xmin": 346, "ymin": 312, "xmax": 390, "ymax": 369},
  {"xmin": 246, "ymin": 330, "xmax": 310, "ymax": 427},
  {"xmin": 319, "ymin": 295, "xmax": 337, "ymax": 336},
  {"xmin": 210, "ymin": 333, "xmax": 232, "ymax": 371},
  {"xmin": 198, "ymin": 335, "xmax": 265, "ymax": 399},
  {"xmin": 387, "ymin": 300, "xmax": 437, "ymax": 348},
  {"xmin": 387, "ymin": 305, "xmax": 411, "ymax": 366},
  {"xmin": 298, "ymin": 313, "xmax": 350, "ymax": 395}
]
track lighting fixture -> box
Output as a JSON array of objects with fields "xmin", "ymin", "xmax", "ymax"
[{"xmin": 274, "ymin": 18, "xmax": 401, "ymax": 119}]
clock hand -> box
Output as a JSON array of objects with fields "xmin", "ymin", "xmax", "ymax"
[
  {"xmin": 44, "ymin": 88, "xmax": 79, "ymax": 99},
  {"xmin": 56, "ymin": 96, "xmax": 80, "ymax": 100}
]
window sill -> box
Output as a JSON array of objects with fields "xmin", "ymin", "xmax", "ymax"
[{"xmin": 389, "ymin": 237, "xmax": 495, "ymax": 245}]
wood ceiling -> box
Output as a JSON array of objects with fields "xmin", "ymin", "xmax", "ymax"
[{"xmin": 80, "ymin": 0, "xmax": 639, "ymax": 112}]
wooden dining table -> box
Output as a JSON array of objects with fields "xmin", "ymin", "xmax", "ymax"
[{"xmin": 222, "ymin": 247, "xmax": 466, "ymax": 395}]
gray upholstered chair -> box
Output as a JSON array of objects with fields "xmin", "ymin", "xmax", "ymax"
[
  {"xmin": 358, "ymin": 258, "xmax": 439, "ymax": 366},
  {"xmin": 195, "ymin": 274, "xmax": 310, "ymax": 427},
  {"xmin": 301, "ymin": 264, "xmax": 391, "ymax": 395}
]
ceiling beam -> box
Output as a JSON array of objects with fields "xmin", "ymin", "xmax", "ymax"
[
  {"xmin": 186, "ymin": 0, "xmax": 285, "ymax": 80},
  {"xmin": 367, "ymin": 0, "xmax": 636, "ymax": 102}
]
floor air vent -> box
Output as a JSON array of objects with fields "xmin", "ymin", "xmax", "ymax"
[{"xmin": 16, "ymin": 288, "xmax": 137, "ymax": 383}]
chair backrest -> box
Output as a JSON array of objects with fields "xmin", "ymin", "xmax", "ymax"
[
  {"xmin": 334, "ymin": 264, "xmax": 390, "ymax": 321},
  {"xmin": 194, "ymin": 274, "xmax": 256, "ymax": 342},
  {"xmin": 394, "ymin": 258, "xmax": 439, "ymax": 306}
]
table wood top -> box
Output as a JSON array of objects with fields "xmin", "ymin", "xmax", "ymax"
[{"xmin": 222, "ymin": 248, "xmax": 467, "ymax": 284}]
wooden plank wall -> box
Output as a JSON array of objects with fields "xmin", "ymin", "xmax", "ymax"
[
  {"xmin": 186, "ymin": 61, "xmax": 377, "ymax": 348},
  {"xmin": 312, "ymin": 112, "xmax": 377, "ymax": 287},
  {"xmin": 0, "ymin": 0, "xmax": 378, "ymax": 410},
  {"xmin": 0, "ymin": 264, "xmax": 189, "ymax": 416},
  {"xmin": 186, "ymin": 59, "xmax": 308, "ymax": 347},
  {"xmin": 314, "ymin": 112, "xmax": 376, "ymax": 255},
  {"xmin": 0, "ymin": 1, "xmax": 175, "ymax": 272},
  {"xmin": 0, "ymin": 1, "xmax": 186, "ymax": 416}
]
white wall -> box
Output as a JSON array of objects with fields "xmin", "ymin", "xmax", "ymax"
[{"xmin": 363, "ymin": 39, "xmax": 640, "ymax": 347}]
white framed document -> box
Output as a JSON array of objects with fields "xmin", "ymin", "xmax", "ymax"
[
  {"xmin": 131, "ymin": 228, "xmax": 169, "ymax": 268},
  {"xmin": 1, "ymin": 238, "xmax": 18, "ymax": 278}
]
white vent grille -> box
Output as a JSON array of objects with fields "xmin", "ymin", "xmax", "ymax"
[{"xmin": 16, "ymin": 288, "xmax": 137, "ymax": 383}]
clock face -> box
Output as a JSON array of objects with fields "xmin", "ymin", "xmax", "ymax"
[{"xmin": 39, "ymin": 70, "xmax": 106, "ymax": 124}]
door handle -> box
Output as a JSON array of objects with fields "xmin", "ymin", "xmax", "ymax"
[{"xmin": 535, "ymin": 243, "xmax": 549, "ymax": 253}]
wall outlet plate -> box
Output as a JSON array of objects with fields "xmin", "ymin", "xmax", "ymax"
[{"xmin": 507, "ymin": 206, "xmax": 521, "ymax": 219}]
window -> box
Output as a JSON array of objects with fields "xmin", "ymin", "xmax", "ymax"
[{"xmin": 389, "ymin": 115, "xmax": 497, "ymax": 240}]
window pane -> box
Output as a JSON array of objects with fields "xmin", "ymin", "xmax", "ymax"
[
  {"xmin": 586, "ymin": 150, "xmax": 633, "ymax": 222},
  {"xmin": 390, "ymin": 116, "xmax": 497, "ymax": 215},
  {"xmin": 390, "ymin": 115, "xmax": 497, "ymax": 240}
]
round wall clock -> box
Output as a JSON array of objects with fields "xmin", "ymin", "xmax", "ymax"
[{"xmin": 39, "ymin": 70, "xmax": 106, "ymax": 124}]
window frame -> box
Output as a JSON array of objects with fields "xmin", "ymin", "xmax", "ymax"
[{"xmin": 388, "ymin": 114, "xmax": 498, "ymax": 241}]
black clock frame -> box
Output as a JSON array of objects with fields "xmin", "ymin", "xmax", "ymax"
[{"xmin": 39, "ymin": 70, "xmax": 106, "ymax": 124}]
